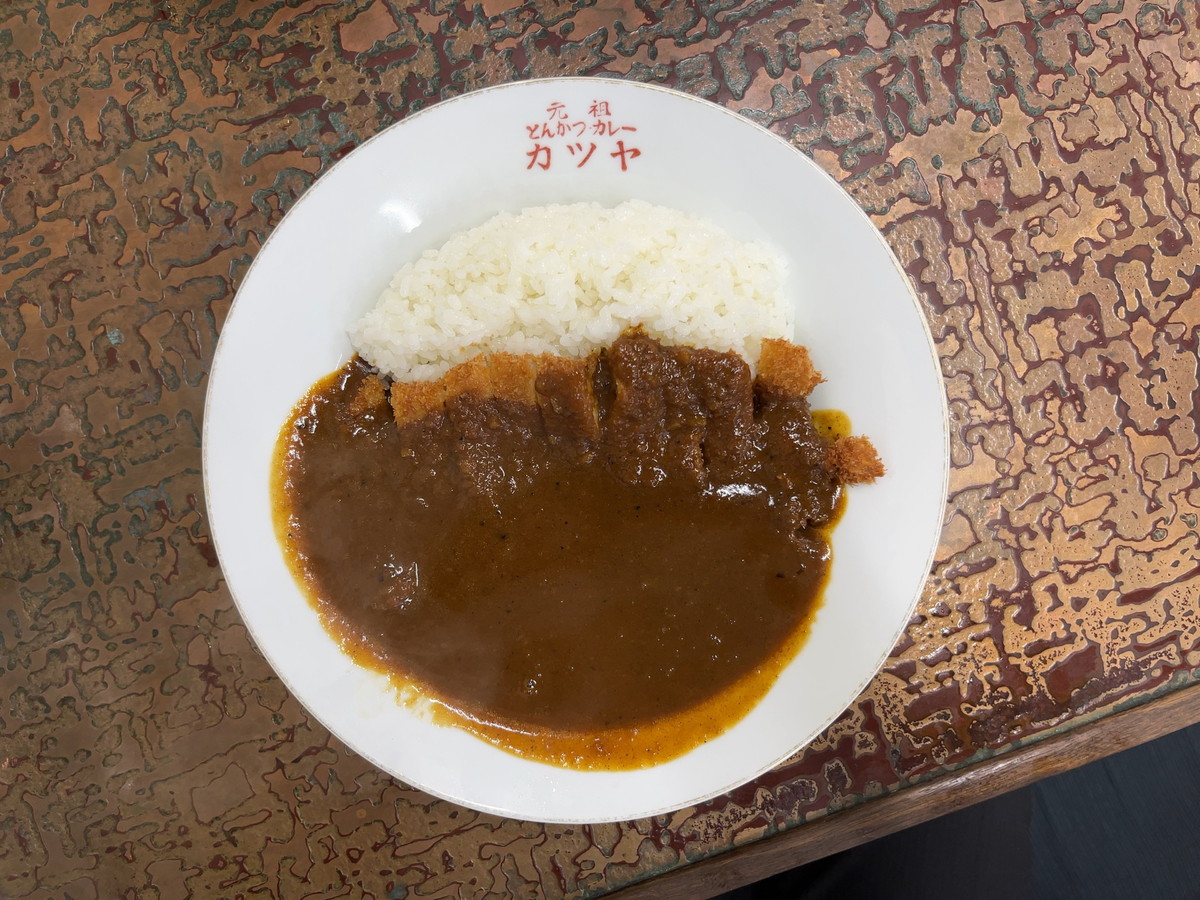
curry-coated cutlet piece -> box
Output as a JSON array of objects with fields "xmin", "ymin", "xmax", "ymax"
[
  {"xmin": 686, "ymin": 347, "xmax": 758, "ymax": 486},
  {"xmin": 383, "ymin": 328, "xmax": 884, "ymax": 491},
  {"xmin": 599, "ymin": 331, "xmax": 672, "ymax": 485},
  {"xmin": 488, "ymin": 352, "xmax": 540, "ymax": 405},
  {"xmin": 440, "ymin": 354, "xmax": 494, "ymax": 402},
  {"xmin": 347, "ymin": 373, "xmax": 387, "ymax": 417},
  {"xmin": 602, "ymin": 329, "xmax": 708, "ymax": 486},
  {"xmin": 658, "ymin": 345, "xmax": 708, "ymax": 485},
  {"xmin": 389, "ymin": 353, "xmax": 499, "ymax": 432},
  {"xmin": 392, "ymin": 352, "xmax": 539, "ymax": 416},
  {"xmin": 827, "ymin": 435, "xmax": 885, "ymax": 484},
  {"xmin": 440, "ymin": 353, "xmax": 547, "ymax": 501},
  {"xmin": 390, "ymin": 349, "xmax": 597, "ymax": 469},
  {"xmin": 392, "ymin": 351, "xmax": 564, "ymax": 502},
  {"xmin": 755, "ymin": 337, "xmax": 883, "ymax": 484},
  {"xmin": 534, "ymin": 353, "xmax": 600, "ymax": 461},
  {"xmin": 389, "ymin": 378, "xmax": 447, "ymax": 429},
  {"xmin": 757, "ymin": 338, "xmax": 824, "ymax": 396}
]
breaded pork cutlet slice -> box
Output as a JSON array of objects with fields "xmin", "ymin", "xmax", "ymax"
[
  {"xmin": 390, "ymin": 348, "xmax": 602, "ymax": 468},
  {"xmin": 658, "ymin": 344, "xmax": 708, "ymax": 486},
  {"xmin": 389, "ymin": 351, "xmax": 550, "ymax": 501},
  {"xmin": 685, "ymin": 347, "xmax": 758, "ymax": 486},
  {"xmin": 391, "ymin": 351, "xmax": 540, "ymax": 421},
  {"xmin": 755, "ymin": 336, "xmax": 884, "ymax": 485},
  {"xmin": 488, "ymin": 352, "xmax": 539, "ymax": 405},
  {"xmin": 756, "ymin": 337, "xmax": 824, "ymax": 397},
  {"xmin": 389, "ymin": 376, "xmax": 447, "ymax": 429},
  {"xmin": 451, "ymin": 353, "xmax": 542, "ymax": 500},
  {"xmin": 347, "ymin": 373, "xmax": 387, "ymax": 418},
  {"xmin": 390, "ymin": 352, "xmax": 495, "ymax": 430},
  {"xmin": 534, "ymin": 353, "xmax": 600, "ymax": 463},
  {"xmin": 601, "ymin": 328, "xmax": 707, "ymax": 486}
]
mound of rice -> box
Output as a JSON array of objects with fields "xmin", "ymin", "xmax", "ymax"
[{"xmin": 350, "ymin": 199, "xmax": 792, "ymax": 382}]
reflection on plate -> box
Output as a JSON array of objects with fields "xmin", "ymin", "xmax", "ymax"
[{"xmin": 202, "ymin": 78, "xmax": 948, "ymax": 824}]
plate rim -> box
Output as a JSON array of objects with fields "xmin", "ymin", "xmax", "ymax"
[{"xmin": 201, "ymin": 75, "xmax": 950, "ymax": 823}]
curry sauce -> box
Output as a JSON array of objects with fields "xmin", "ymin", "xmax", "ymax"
[{"xmin": 272, "ymin": 329, "xmax": 882, "ymax": 769}]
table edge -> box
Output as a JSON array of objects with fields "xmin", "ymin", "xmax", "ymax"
[{"xmin": 613, "ymin": 680, "xmax": 1200, "ymax": 899}]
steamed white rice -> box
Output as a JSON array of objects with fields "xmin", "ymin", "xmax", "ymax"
[{"xmin": 350, "ymin": 200, "xmax": 792, "ymax": 382}]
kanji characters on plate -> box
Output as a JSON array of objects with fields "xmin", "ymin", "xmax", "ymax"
[{"xmin": 524, "ymin": 100, "xmax": 640, "ymax": 171}]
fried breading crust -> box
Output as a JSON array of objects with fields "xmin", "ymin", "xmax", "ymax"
[
  {"xmin": 383, "ymin": 331, "xmax": 883, "ymax": 487},
  {"xmin": 827, "ymin": 435, "xmax": 885, "ymax": 484},
  {"xmin": 347, "ymin": 374, "xmax": 387, "ymax": 417},
  {"xmin": 757, "ymin": 338, "xmax": 824, "ymax": 396},
  {"xmin": 389, "ymin": 379, "xmax": 447, "ymax": 428}
]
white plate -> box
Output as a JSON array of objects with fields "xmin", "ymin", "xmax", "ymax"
[{"xmin": 203, "ymin": 78, "xmax": 948, "ymax": 824}]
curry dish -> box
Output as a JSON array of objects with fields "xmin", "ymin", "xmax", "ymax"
[{"xmin": 273, "ymin": 328, "xmax": 882, "ymax": 769}]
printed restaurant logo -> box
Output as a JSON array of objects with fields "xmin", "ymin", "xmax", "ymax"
[{"xmin": 524, "ymin": 99, "xmax": 642, "ymax": 171}]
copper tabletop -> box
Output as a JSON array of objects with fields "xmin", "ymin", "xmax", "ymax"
[{"xmin": 3, "ymin": 1, "xmax": 1200, "ymax": 897}]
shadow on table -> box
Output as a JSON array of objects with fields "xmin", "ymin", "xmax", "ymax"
[{"xmin": 718, "ymin": 722, "xmax": 1200, "ymax": 900}]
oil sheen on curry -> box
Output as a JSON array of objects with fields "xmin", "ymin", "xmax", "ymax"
[{"xmin": 272, "ymin": 328, "xmax": 883, "ymax": 769}]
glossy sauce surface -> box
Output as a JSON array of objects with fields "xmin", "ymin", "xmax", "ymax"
[{"xmin": 274, "ymin": 333, "xmax": 846, "ymax": 768}]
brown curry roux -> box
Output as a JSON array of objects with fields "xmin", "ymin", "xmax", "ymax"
[{"xmin": 273, "ymin": 329, "xmax": 882, "ymax": 769}]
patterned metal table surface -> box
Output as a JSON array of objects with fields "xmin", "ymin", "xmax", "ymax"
[{"xmin": 3, "ymin": 1, "xmax": 1199, "ymax": 896}]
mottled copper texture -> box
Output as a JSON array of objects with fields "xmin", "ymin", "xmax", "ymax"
[{"xmin": 2, "ymin": 1, "xmax": 1199, "ymax": 896}]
